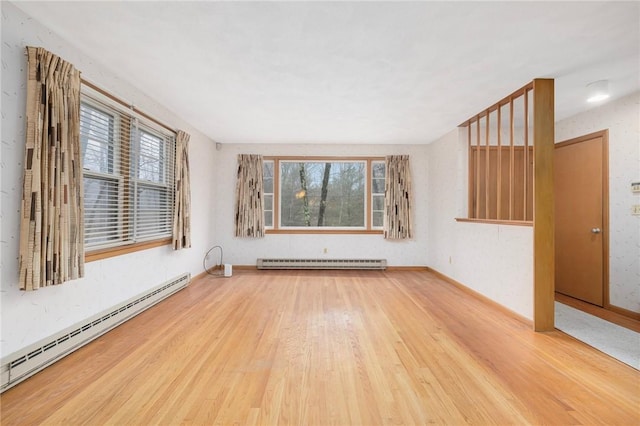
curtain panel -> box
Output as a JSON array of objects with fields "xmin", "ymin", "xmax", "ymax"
[
  {"xmin": 235, "ymin": 154, "xmax": 265, "ymax": 238},
  {"xmin": 384, "ymin": 155, "xmax": 413, "ymax": 239},
  {"xmin": 19, "ymin": 46, "xmax": 84, "ymax": 290},
  {"xmin": 172, "ymin": 130, "xmax": 192, "ymax": 250}
]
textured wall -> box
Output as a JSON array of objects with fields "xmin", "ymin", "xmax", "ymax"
[
  {"xmin": 1, "ymin": 2, "xmax": 217, "ymax": 358},
  {"xmin": 212, "ymin": 143, "xmax": 429, "ymax": 266},
  {"xmin": 555, "ymin": 92, "xmax": 640, "ymax": 313},
  {"xmin": 426, "ymin": 129, "xmax": 534, "ymax": 320}
]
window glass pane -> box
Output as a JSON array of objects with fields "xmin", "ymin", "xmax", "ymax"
[
  {"xmin": 80, "ymin": 103, "xmax": 114, "ymax": 174},
  {"xmin": 372, "ymin": 178, "xmax": 385, "ymax": 194},
  {"xmin": 373, "ymin": 211, "xmax": 384, "ymax": 228},
  {"xmin": 263, "ymin": 161, "xmax": 274, "ymax": 193},
  {"xmin": 263, "ymin": 160, "xmax": 274, "ymax": 228},
  {"xmin": 372, "ymin": 195, "xmax": 384, "ymax": 211},
  {"xmin": 138, "ymin": 130, "xmax": 164, "ymax": 183},
  {"xmin": 372, "ymin": 161, "xmax": 385, "ymax": 196},
  {"xmin": 264, "ymin": 177, "xmax": 273, "ymax": 194},
  {"xmin": 264, "ymin": 194, "xmax": 273, "ymax": 211},
  {"xmin": 83, "ymin": 176, "xmax": 121, "ymax": 247},
  {"xmin": 372, "ymin": 162, "xmax": 385, "ymax": 178},
  {"xmin": 135, "ymin": 184, "xmax": 171, "ymax": 238},
  {"xmin": 280, "ymin": 161, "xmax": 365, "ymax": 227}
]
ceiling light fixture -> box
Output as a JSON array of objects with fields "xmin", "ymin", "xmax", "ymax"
[{"xmin": 586, "ymin": 80, "xmax": 610, "ymax": 103}]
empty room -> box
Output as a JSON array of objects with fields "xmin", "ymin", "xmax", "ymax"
[{"xmin": 1, "ymin": 1, "xmax": 639, "ymax": 425}]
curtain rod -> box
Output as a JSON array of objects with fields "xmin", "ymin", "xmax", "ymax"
[
  {"xmin": 81, "ymin": 78, "xmax": 177, "ymax": 134},
  {"xmin": 23, "ymin": 47, "xmax": 178, "ymax": 134}
]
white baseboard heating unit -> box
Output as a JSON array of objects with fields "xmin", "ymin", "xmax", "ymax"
[
  {"xmin": 0, "ymin": 273, "xmax": 190, "ymax": 393},
  {"xmin": 257, "ymin": 258, "xmax": 387, "ymax": 270}
]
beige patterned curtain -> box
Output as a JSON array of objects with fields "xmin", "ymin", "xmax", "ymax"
[
  {"xmin": 172, "ymin": 130, "xmax": 191, "ymax": 250},
  {"xmin": 235, "ymin": 154, "xmax": 265, "ymax": 238},
  {"xmin": 19, "ymin": 47, "xmax": 84, "ymax": 290},
  {"xmin": 384, "ymin": 155, "xmax": 413, "ymax": 239}
]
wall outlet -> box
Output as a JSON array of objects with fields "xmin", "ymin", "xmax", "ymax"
[
  {"xmin": 632, "ymin": 205, "xmax": 640, "ymax": 216},
  {"xmin": 632, "ymin": 182, "xmax": 640, "ymax": 193},
  {"xmin": 323, "ymin": 248, "xmax": 328, "ymax": 254}
]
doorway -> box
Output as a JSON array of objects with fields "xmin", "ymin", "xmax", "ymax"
[{"xmin": 554, "ymin": 130, "xmax": 609, "ymax": 307}]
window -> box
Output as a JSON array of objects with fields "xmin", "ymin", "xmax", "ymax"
[
  {"xmin": 134, "ymin": 126, "xmax": 174, "ymax": 239},
  {"xmin": 263, "ymin": 158, "xmax": 384, "ymax": 232},
  {"xmin": 371, "ymin": 161, "xmax": 385, "ymax": 227},
  {"xmin": 80, "ymin": 90, "xmax": 176, "ymax": 254},
  {"xmin": 263, "ymin": 160, "xmax": 275, "ymax": 229}
]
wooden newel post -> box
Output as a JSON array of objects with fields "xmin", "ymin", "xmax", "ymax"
[{"xmin": 533, "ymin": 78, "xmax": 555, "ymax": 331}]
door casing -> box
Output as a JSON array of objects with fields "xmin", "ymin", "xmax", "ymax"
[{"xmin": 554, "ymin": 130, "xmax": 609, "ymax": 307}]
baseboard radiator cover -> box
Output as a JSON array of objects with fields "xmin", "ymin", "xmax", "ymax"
[
  {"xmin": 0, "ymin": 272, "xmax": 190, "ymax": 393},
  {"xmin": 257, "ymin": 258, "xmax": 387, "ymax": 270}
]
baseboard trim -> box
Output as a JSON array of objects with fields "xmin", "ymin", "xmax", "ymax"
[
  {"xmin": 232, "ymin": 265, "xmax": 259, "ymax": 270},
  {"xmin": 385, "ymin": 266, "xmax": 430, "ymax": 271},
  {"xmin": 605, "ymin": 303, "xmax": 640, "ymax": 321},
  {"xmin": 426, "ymin": 267, "xmax": 533, "ymax": 327},
  {"xmin": 223, "ymin": 265, "xmax": 428, "ymax": 271},
  {"xmin": 192, "ymin": 270, "xmax": 209, "ymax": 282}
]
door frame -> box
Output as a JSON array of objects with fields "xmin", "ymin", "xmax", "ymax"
[{"xmin": 554, "ymin": 129, "xmax": 609, "ymax": 308}]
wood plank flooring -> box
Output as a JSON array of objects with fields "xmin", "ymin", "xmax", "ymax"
[{"xmin": 1, "ymin": 270, "xmax": 638, "ymax": 425}]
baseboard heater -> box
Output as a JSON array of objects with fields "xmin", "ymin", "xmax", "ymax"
[
  {"xmin": 257, "ymin": 258, "xmax": 387, "ymax": 270},
  {"xmin": 0, "ymin": 272, "xmax": 190, "ymax": 393}
]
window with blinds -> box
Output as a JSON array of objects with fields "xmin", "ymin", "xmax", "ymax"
[{"xmin": 80, "ymin": 93, "xmax": 176, "ymax": 251}]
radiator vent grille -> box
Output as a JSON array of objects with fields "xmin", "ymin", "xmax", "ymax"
[
  {"xmin": 1, "ymin": 273, "xmax": 190, "ymax": 393},
  {"xmin": 257, "ymin": 258, "xmax": 387, "ymax": 270}
]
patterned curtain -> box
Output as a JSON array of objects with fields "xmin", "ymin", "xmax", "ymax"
[
  {"xmin": 235, "ymin": 154, "xmax": 265, "ymax": 238},
  {"xmin": 19, "ymin": 47, "xmax": 84, "ymax": 290},
  {"xmin": 172, "ymin": 130, "xmax": 191, "ymax": 250},
  {"xmin": 384, "ymin": 155, "xmax": 413, "ymax": 239}
]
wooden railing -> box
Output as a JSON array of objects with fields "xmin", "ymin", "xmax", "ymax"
[
  {"xmin": 460, "ymin": 82, "xmax": 534, "ymax": 222},
  {"xmin": 460, "ymin": 78, "xmax": 557, "ymax": 331}
]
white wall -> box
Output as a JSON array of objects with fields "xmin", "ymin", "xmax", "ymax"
[
  {"xmin": 0, "ymin": 2, "xmax": 218, "ymax": 358},
  {"xmin": 214, "ymin": 143, "xmax": 429, "ymax": 266},
  {"xmin": 555, "ymin": 92, "xmax": 640, "ymax": 313},
  {"xmin": 426, "ymin": 129, "xmax": 534, "ymax": 319}
]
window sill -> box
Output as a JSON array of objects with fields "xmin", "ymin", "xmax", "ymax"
[
  {"xmin": 266, "ymin": 229, "xmax": 384, "ymax": 235},
  {"xmin": 455, "ymin": 218, "xmax": 533, "ymax": 227},
  {"xmin": 85, "ymin": 238, "xmax": 172, "ymax": 262}
]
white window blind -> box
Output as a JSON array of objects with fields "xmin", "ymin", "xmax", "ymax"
[{"xmin": 80, "ymin": 92, "xmax": 176, "ymax": 251}]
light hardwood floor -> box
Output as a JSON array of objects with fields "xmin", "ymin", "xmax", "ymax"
[{"xmin": 1, "ymin": 270, "xmax": 638, "ymax": 425}]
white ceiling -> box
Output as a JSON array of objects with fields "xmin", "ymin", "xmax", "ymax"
[{"xmin": 14, "ymin": 1, "xmax": 640, "ymax": 145}]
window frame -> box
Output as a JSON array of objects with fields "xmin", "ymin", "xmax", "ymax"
[
  {"xmin": 80, "ymin": 83, "xmax": 176, "ymax": 262},
  {"xmin": 131, "ymin": 124, "xmax": 175, "ymax": 241},
  {"xmin": 264, "ymin": 156, "xmax": 384, "ymax": 234},
  {"xmin": 80, "ymin": 98, "xmax": 128, "ymax": 251}
]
